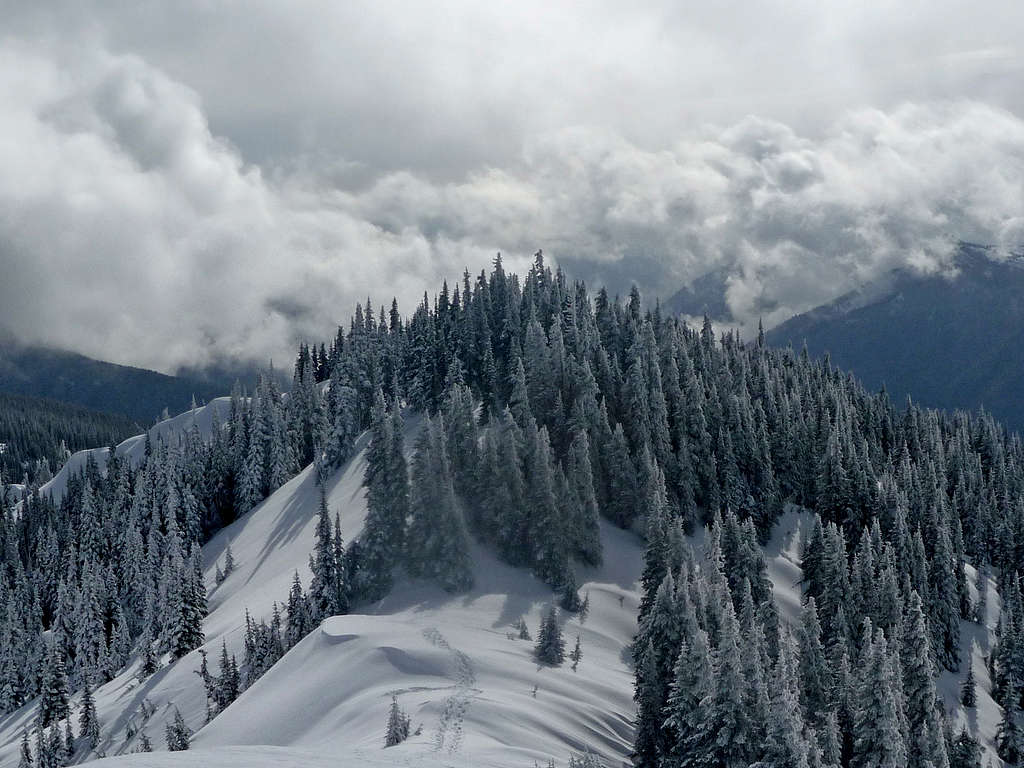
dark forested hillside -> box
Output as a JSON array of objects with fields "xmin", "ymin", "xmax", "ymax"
[
  {"xmin": 4, "ymin": 252, "xmax": 1024, "ymax": 766},
  {"xmin": 768, "ymin": 245, "xmax": 1024, "ymax": 433},
  {"xmin": 0, "ymin": 392, "xmax": 138, "ymax": 485},
  {"xmin": 0, "ymin": 339, "xmax": 232, "ymax": 425}
]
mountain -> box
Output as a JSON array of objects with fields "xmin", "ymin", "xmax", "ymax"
[
  {"xmin": 767, "ymin": 244, "xmax": 1024, "ymax": 432},
  {"xmin": 0, "ymin": 257, "xmax": 1015, "ymax": 768},
  {"xmin": 662, "ymin": 267, "xmax": 734, "ymax": 320},
  {"xmin": 0, "ymin": 339, "xmax": 236, "ymax": 425},
  {"xmin": 0, "ymin": 392, "xmax": 139, "ymax": 485}
]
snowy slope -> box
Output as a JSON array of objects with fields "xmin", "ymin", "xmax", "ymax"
[
  {"xmin": 0, "ymin": 401, "xmax": 1003, "ymax": 768},
  {"xmin": 34, "ymin": 398, "xmax": 233, "ymax": 503},
  {"xmin": 0, "ymin": 408, "xmax": 644, "ymax": 768}
]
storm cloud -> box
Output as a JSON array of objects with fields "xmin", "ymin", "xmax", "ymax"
[{"xmin": 1, "ymin": 2, "xmax": 1022, "ymax": 371}]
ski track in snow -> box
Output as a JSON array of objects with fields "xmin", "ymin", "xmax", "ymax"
[{"xmin": 421, "ymin": 627, "xmax": 477, "ymax": 755}]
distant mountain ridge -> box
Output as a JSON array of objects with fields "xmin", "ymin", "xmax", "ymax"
[
  {"xmin": 767, "ymin": 244, "xmax": 1024, "ymax": 432},
  {"xmin": 0, "ymin": 338, "xmax": 233, "ymax": 424}
]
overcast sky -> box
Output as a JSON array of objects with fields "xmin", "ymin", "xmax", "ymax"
[{"xmin": 2, "ymin": 1, "xmax": 1023, "ymax": 373}]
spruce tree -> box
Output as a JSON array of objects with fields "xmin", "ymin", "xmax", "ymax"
[
  {"xmin": 535, "ymin": 605, "xmax": 565, "ymax": 665},
  {"xmin": 902, "ymin": 591, "xmax": 950, "ymax": 768},
  {"xmin": 165, "ymin": 708, "xmax": 190, "ymax": 751},
  {"xmin": 663, "ymin": 629, "xmax": 714, "ymax": 768},
  {"xmin": 79, "ymin": 676, "xmax": 100, "ymax": 749},
  {"xmin": 998, "ymin": 677, "xmax": 1021, "ymax": 765},
  {"xmin": 851, "ymin": 624, "xmax": 907, "ymax": 768},
  {"xmin": 949, "ymin": 727, "xmax": 981, "ymax": 768},
  {"xmin": 309, "ymin": 485, "xmax": 337, "ymax": 619},
  {"xmin": 384, "ymin": 695, "xmax": 411, "ymax": 747},
  {"xmin": 570, "ymin": 635, "xmax": 582, "ymax": 671},
  {"xmin": 705, "ymin": 599, "xmax": 754, "ymax": 768},
  {"xmin": 18, "ymin": 730, "xmax": 31, "ymax": 768},
  {"xmin": 359, "ymin": 391, "xmax": 408, "ymax": 600},
  {"xmin": 405, "ymin": 416, "xmax": 473, "ymax": 592},
  {"xmin": 961, "ymin": 662, "xmax": 977, "ymax": 707},
  {"xmin": 764, "ymin": 633, "xmax": 811, "ymax": 768},
  {"xmin": 39, "ymin": 644, "xmax": 69, "ymax": 727}
]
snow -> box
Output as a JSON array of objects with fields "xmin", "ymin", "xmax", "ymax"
[
  {"xmin": 0, "ymin": 401, "xmax": 1003, "ymax": 767},
  {"xmin": 939, "ymin": 563, "xmax": 1002, "ymax": 763},
  {"xmin": 33, "ymin": 398, "xmax": 234, "ymax": 504},
  {"xmin": 0, "ymin": 408, "xmax": 645, "ymax": 768}
]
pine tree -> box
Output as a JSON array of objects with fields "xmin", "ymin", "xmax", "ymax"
[
  {"xmin": 79, "ymin": 676, "xmax": 100, "ymax": 749},
  {"xmin": 359, "ymin": 391, "xmax": 408, "ymax": 601},
  {"xmin": 633, "ymin": 640, "xmax": 665, "ymax": 768},
  {"xmin": 705, "ymin": 599, "xmax": 754, "ymax": 768},
  {"xmin": 929, "ymin": 525, "xmax": 961, "ymax": 672},
  {"xmin": 559, "ymin": 569, "xmax": 582, "ymax": 613},
  {"xmin": 852, "ymin": 624, "xmax": 907, "ymax": 768},
  {"xmin": 286, "ymin": 570, "xmax": 311, "ymax": 647},
  {"xmin": 18, "ymin": 729, "xmax": 31, "ymax": 768},
  {"xmin": 902, "ymin": 591, "xmax": 950, "ymax": 768},
  {"xmin": 309, "ymin": 485, "xmax": 338, "ymax": 619},
  {"xmin": 961, "ymin": 662, "xmax": 977, "ymax": 707},
  {"xmin": 570, "ymin": 635, "xmax": 582, "ymax": 671},
  {"xmin": 664, "ymin": 628, "xmax": 714, "ymax": 768},
  {"xmin": 949, "ymin": 727, "xmax": 981, "ymax": 768},
  {"xmin": 39, "ymin": 644, "xmax": 69, "ymax": 727},
  {"xmin": 973, "ymin": 560, "xmax": 988, "ymax": 625},
  {"xmin": 999, "ymin": 675, "xmax": 1022, "ymax": 764},
  {"xmin": 535, "ymin": 605, "xmax": 565, "ymax": 665},
  {"xmin": 165, "ymin": 708, "xmax": 191, "ymax": 751},
  {"xmin": 384, "ymin": 695, "xmax": 411, "ymax": 747},
  {"xmin": 764, "ymin": 633, "xmax": 811, "ymax": 768},
  {"xmin": 405, "ymin": 415, "xmax": 473, "ymax": 592},
  {"xmin": 798, "ymin": 597, "xmax": 830, "ymax": 727},
  {"xmin": 526, "ymin": 426, "xmax": 569, "ymax": 588},
  {"xmin": 223, "ymin": 541, "xmax": 235, "ymax": 578}
]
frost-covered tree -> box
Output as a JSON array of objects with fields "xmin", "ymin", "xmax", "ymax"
[
  {"xmin": 384, "ymin": 696, "xmax": 411, "ymax": 747},
  {"xmin": 406, "ymin": 415, "xmax": 473, "ymax": 592},
  {"xmin": 535, "ymin": 605, "xmax": 565, "ymax": 665},
  {"xmin": 165, "ymin": 708, "xmax": 190, "ymax": 751},
  {"xmin": 359, "ymin": 391, "xmax": 409, "ymax": 600},
  {"xmin": 79, "ymin": 676, "xmax": 100, "ymax": 749}
]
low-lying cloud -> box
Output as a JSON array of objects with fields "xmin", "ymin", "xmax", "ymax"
[{"xmin": 0, "ymin": 23, "xmax": 1022, "ymax": 372}]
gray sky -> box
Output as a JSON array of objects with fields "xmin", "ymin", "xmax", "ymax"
[{"xmin": 2, "ymin": 1, "xmax": 1023, "ymax": 372}]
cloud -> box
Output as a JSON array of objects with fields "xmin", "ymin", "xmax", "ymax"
[{"xmin": 0, "ymin": 7, "xmax": 1023, "ymax": 372}]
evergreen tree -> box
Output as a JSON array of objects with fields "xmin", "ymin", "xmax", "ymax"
[
  {"xmin": 79, "ymin": 675, "xmax": 100, "ymax": 749},
  {"xmin": 309, "ymin": 486, "xmax": 338, "ymax": 619},
  {"xmin": 664, "ymin": 628, "xmax": 714, "ymax": 768},
  {"xmin": 949, "ymin": 727, "xmax": 981, "ymax": 768},
  {"xmin": 18, "ymin": 730, "xmax": 31, "ymax": 768},
  {"xmin": 384, "ymin": 695, "xmax": 411, "ymax": 747},
  {"xmin": 998, "ymin": 680, "xmax": 1021, "ymax": 765},
  {"xmin": 704, "ymin": 599, "xmax": 754, "ymax": 768},
  {"xmin": 406, "ymin": 416, "xmax": 473, "ymax": 592},
  {"xmin": 535, "ymin": 605, "xmax": 565, "ymax": 665},
  {"xmin": 570, "ymin": 635, "xmax": 582, "ymax": 672},
  {"xmin": 39, "ymin": 644, "xmax": 69, "ymax": 727},
  {"xmin": 359, "ymin": 391, "xmax": 408, "ymax": 601},
  {"xmin": 165, "ymin": 708, "xmax": 190, "ymax": 751},
  {"xmin": 961, "ymin": 663, "xmax": 977, "ymax": 707},
  {"xmin": 764, "ymin": 633, "xmax": 811, "ymax": 768},
  {"xmin": 852, "ymin": 624, "xmax": 907, "ymax": 768},
  {"xmin": 902, "ymin": 591, "xmax": 950, "ymax": 768}
]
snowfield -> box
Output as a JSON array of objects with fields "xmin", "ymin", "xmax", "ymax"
[{"xmin": 0, "ymin": 403, "xmax": 1004, "ymax": 767}]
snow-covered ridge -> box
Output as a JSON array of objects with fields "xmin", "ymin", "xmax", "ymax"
[
  {"xmin": 30, "ymin": 398, "xmax": 233, "ymax": 503},
  {"xmin": 0, "ymin": 405, "xmax": 1003, "ymax": 767}
]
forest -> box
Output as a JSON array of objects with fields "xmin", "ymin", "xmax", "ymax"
[
  {"xmin": 0, "ymin": 393, "xmax": 138, "ymax": 488},
  {"xmin": 3, "ymin": 251, "xmax": 1024, "ymax": 767}
]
